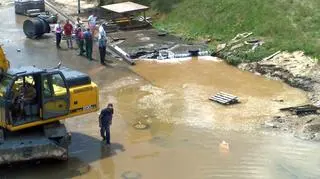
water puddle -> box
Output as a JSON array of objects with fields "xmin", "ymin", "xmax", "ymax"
[{"xmin": 1, "ymin": 4, "xmax": 319, "ymax": 179}]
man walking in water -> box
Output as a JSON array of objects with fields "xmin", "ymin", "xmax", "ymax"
[{"xmin": 99, "ymin": 103, "xmax": 114, "ymax": 145}]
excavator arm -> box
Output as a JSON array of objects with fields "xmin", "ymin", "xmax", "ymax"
[{"xmin": 0, "ymin": 45, "xmax": 10, "ymax": 73}]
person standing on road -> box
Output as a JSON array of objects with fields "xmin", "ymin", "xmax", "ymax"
[
  {"xmin": 54, "ymin": 21, "xmax": 62, "ymax": 48},
  {"xmin": 98, "ymin": 23, "xmax": 107, "ymax": 65},
  {"xmin": 83, "ymin": 28, "xmax": 93, "ymax": 60},
  {"xmin": 63, "ymin": 19, "xmax": 73, "ymax": 49},
  {"xmin": 99, "ymin": 103, "xmax": 114, "ymax": 145},
  {"xmin": 88, "ymin": 12, "xmax": 97, "ymax": 40},
  {"xmin": 75, "ymin": 25, "xmax": 85, "ymax": 56}
]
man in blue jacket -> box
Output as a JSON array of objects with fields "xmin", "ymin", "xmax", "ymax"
[
  {"xmin": 83, "ymin": 28, "xmax": 93, "ymax": 60},
  {"xmin": 99, "ymin": 103, "xmax": 114, "ymax": 145}
]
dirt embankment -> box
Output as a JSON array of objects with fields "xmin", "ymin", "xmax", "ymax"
[{"xmin": 239, "ymin": 51, "xmax": 320, "ymax": 141}]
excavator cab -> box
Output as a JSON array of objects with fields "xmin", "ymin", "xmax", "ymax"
[
  {"xmin": 0, "ymin": 65, "xmax": 98, "ymax": 164},
  {"xmin": 0, "ymin": 66, "xmax": 70, "ymax": 129},
  {"xmin": 0, "ymin": 65, "xmax": 98, "ymax": 132}
]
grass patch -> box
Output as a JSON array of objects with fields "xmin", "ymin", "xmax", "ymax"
[{"xmin": 135, "ymin": 0, "xmax": 320, "ymax": 63}]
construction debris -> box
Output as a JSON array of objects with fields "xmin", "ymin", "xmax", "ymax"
[
  {"xmin": 280, "ymin": 104, "xmax": 319, "ymax": 115},
  {"xmin": 230, "ymin": 32, "xmax": 253, "ymax": 44},
  {"xmin": 214, "ymin": 32, "xmax": 266, "ymax": 65},
  {"xmin": 209, "ymin": 92, "xmax": 239, "ymax": 105},
  {"xmin": 107, "ymin": 44, "xmax": 136, "ymax": 65},
  {"xmin": 262, "ymin": 51, "xmax": 282, "ymax": 61}
]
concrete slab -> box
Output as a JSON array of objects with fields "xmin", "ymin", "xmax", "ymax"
[{"xmin": 101, "ymin": 1, "xmax": 149, "ymax": 14}]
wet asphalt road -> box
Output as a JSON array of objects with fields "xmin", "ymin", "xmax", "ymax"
[{"xmin": 1, "ymin": 3, "xmax": 320, "ymax": 179}]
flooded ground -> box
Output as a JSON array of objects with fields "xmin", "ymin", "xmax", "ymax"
[{"xmin": 0, "ymin": 4, "xmax": 320, "ymax": 179}]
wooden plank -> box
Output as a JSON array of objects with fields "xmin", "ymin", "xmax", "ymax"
[
  {"xmin": 215, "ymin": 94, "xmax": 238, "ymax": 102},
  {"xmin": 211, "ymin": 97, "xmax": 230, "ymax": 104},
  {"xmin": 210, "ymin": 96, "xmax": 238, "ymax": 105},
  {"xmin": 262, "ymin": 51, "xmax": 281, "ymax": 61},
  {"xmin": 209, "ymin": 92, "xmax": 239, "ymax": 105},
  {"xmin": 215, "ymin": 96, "xmax": 237, "ymax": 102},
  {"xmin": 211, "ymin": 98, "xmax": 229, "ymax": 103},
  {"xmin": 280, "ymin": 104, "xmax": 317, "ymax": 111},
  {"xmin": 210, "ymin": 96, "xmax": 229, "ymax": 102},
  {"xmin": 214, "ymin": 94, "xmax": 233, "ymax": 101},
  {"xmin": 107, "ymin": 44, "xmax": 135, "ymax": 65},
  {"xmin": 217, "ymin": 92, "xmax": 238, "ymax": 99}
]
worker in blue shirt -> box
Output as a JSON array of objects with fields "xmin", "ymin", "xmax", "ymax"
[{"xmin": 83, "ymin": 28, "xmax": 93, "ymax": 60}]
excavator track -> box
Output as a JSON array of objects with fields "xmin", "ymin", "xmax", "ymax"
[{"xmin": 0, "ymin": 122, "xmax": 71, "ymax": 165}]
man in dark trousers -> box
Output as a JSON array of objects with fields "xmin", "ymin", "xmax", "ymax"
[
  {"xmin": 83, "ymin": 28, "xmax": 93, "ymax": 60},
  {"xmin": 54, "ymin": 21, "xmax": 62, "ymax": 48},
  {"xmin": 98, "ymin": 23, "xmax": 107, "ymax": 65},
  {"xmin": 75, "ymin": 24, "xmax": 85, "ymax": 56},
  {"xmin": 63, "ymin": 19, "xmax": 73, "ymax": 49},
  {"xmin": 99, "ymin": 103, "xmax": 114, "ymax": 145}
]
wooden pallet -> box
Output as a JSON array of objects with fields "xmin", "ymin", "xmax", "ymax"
[{"xmin": 209, "ymin": 92, "xmax": 239, "ymax": 105}]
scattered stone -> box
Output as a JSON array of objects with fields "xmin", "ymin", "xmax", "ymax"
[
  {"xmin": 157, "ymin": 31, "xmax": 167, "ymax": 36},
  {"xmin": 216, "ymin": 43, "xmax": 226, "ymax": 52},
  {"xmin": 264, "ymin": 121, "xmax": 279, "ymax": 128},
  {"xmin": 272, "ymin": 98, "xmax": 284, "ymax": 102},
  {"xmin": 205, "ymin": 38, "xmax": 211, "ymax": 44},
  {"xmin": 121, "ymin": 171, "xmax": 142, "ymax": 179},
  {"xmin": 133, "ymin": 121, "xmax": 149, "ymax": 130},
  {"xmin": 273, "ymin": 116, "xmax": 285, "ymax": 123},
  {"xmin": 219, "ymin": 140, "xmax": 230, "ymax": 154}
]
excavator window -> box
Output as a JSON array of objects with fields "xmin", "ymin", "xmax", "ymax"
[
  {"xmin": 42, "ymin": 73, "xmax": 67, "ymax": 97},
  {"xmin": 10, "ymin": 75, "xmax": 39, "ymax": 126},
  {"xmin": 51, "ymin": 73, "xmax": 67, "ymax": 97},
  {"xmin": 0, "ymin": 75, "xmax": 13, "ymax": 97},
  {"xmin": 41, "ymin": 72, "xmax": 69, "ymax": 119},
  {"xmin": 43, "ymin": 77, "xmax": 52, "ymax": 98}
]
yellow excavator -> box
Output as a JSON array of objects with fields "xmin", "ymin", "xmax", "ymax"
[{"xmin": 0, "ymin": 45, "xmax": 99, "ymax": 164}]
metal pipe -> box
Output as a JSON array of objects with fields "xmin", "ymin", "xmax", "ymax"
[{"xmin": 77, "ymin": 0, "xmax": 80, "ymax": 14}]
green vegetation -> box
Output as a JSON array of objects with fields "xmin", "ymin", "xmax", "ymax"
[{"xmin": 135, "ymin": 0, "xmax": 320, "ymax": 64}]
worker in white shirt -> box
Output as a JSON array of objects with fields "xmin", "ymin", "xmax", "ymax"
[
  {"xmin": 88, "ymin": 12, "xmax": 97, "ymax": 40},
  {"xmin": 54, "ymin": 21, "xmax": 63, "ymax": 48},
  {"xmin": 98, "ymin": 23, "xmax": 107, "ymax": 65}
]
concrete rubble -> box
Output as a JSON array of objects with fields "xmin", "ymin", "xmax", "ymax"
[{"xmin": 240, "ymin": 51, "xmax": 320, "ymax": 141}]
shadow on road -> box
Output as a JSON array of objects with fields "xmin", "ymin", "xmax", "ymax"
[{"xmin": 0, "ymin": 132, "xmax": 125, "ymax": 179}]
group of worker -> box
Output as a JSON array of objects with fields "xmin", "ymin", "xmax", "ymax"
[{"xmin": 54, "ymin": 12, "xmax": 108, "ymax": 65}]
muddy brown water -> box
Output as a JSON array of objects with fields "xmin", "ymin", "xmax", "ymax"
[{"xmin": 1, "ymin": 5, "xmax": 320, "ymax": 179}]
